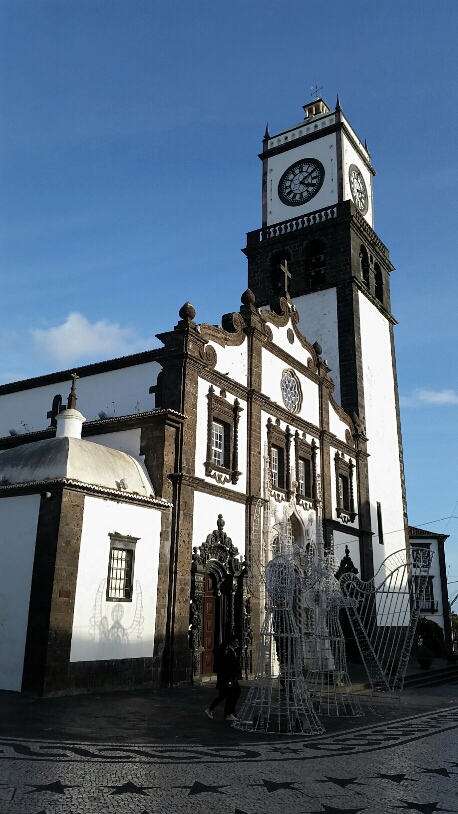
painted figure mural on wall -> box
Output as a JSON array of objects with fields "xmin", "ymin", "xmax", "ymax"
[{"xmin": 89, "ymin": 580, "xmax": 144, "ymax": 644}]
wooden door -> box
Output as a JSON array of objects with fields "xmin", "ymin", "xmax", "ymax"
[{"xmin": 201, "ymin": 574, "xmax": 216, "ymax": 674}]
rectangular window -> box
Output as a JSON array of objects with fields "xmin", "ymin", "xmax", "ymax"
[
  {"xmin": 339, "ymin": 474, "xmax": 350, "ymax": 511},
  {"xmin": 106, "ymin": 533, "xmax": 139, "ymax": 602},
  {"xmin": 377, "ymin": 502, "xmax": 384, "ymax": 545},
  {"xmin": 271, "ymin": 445, "xmax": 285, "ymax": 489},
  {"xmin": 107, "ymin": 549, "xmax": 134, "ymax": 600},
  {"xmin": 298, "ymin": 457, "xmax": 311, "ymax": 497},
  {"xmin": 212, "ymin": 420, "xmax": 224, "ymax": 466}
]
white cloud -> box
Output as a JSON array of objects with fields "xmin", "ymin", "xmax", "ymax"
[
  {"xmin": 400, "ymin": 389, "xmax": 458, "ymax": 407},
  {"xmin": 31, "ymin": 312, "xmax": 151, "ymax": 365}
]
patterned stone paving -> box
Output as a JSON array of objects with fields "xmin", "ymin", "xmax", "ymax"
[{"xmin": 1, "ymin": 706, "xmax": 458, "ymax": 813}]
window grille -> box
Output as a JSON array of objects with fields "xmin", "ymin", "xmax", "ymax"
[
  {"xmin": 298, "ymin": 457, "xmax": 311, "ymax": 497},
  {"xmin": 271, "ymin": 446, "xmax": 279, "ymax": 487},
  {"xmin": 211, "ymin": 420, "xmax": 224, "ymax": 466},
  {"xmin": 107, "ymin": 548, "xmax": 134, "ymax": 600},
  {"xmin": 339, "ymin": 474, "xmax": 350, "ymax": 511}
]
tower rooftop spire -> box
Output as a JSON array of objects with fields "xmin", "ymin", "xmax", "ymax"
[{"xmin": 302, "ymin": 98, "xmax": 330, "ymax": 119}]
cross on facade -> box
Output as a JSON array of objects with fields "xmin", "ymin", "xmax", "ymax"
[
  {"xmin": 47, "ymin": 394, "xmax": 63, "ymax": 428},
  {"xmin": 280, "ymin": 259, "xmax": 291, "ymax": 298}
]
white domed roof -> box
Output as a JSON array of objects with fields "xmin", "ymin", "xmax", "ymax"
[{"xmin": 0, "ymin": 437, "xmax": 153, "ymax": 497}]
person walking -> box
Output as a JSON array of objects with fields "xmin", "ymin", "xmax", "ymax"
[
  {"xmin": 204, "ymin": 642, "xmax": 228, "ymax": 719},
  {"xmin": 223, "ymin": 635, "xmax": 242, "ymax": 720},
  {"xmin": 204, "ymin": 635, "xmax": 242, "ymax": 720}
]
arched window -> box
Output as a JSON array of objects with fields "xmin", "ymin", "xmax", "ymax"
[
  {"xmin": 269, "ymin": 250, "xmax": 291, "ymax": 297},
  {"xmin": 305, "ymin": 239, "xmax": 326, "ymax": 286},
  {"xmin": 374, "ymin": 263, "xmax": 383, "ymax": 303},
  {"xmin": 359, "ymin": 245, "xmax": 370, "ymax": 287}
]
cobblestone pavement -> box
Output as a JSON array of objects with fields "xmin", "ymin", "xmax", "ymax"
[{"xmin": 1, "ymin": 701, "xmax": 458, "ymax": 814}]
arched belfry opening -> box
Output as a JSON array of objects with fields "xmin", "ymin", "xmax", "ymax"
[
  {"xmin": 189, "ymin": 515, "xmax": 252, "ymax": 681},
  {"xmin": 374, "ymin": 262, "xmax": 383, "ymax": 303},
  {"xmin": 304, "ymin": 239, "xmax": 326, "ymax": 286},
  {"xmin": 359, "ymin": 245, "xmax": 370, "ymax": 287}
]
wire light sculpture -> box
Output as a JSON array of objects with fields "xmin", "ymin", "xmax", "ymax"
[
  {"xmin": 299, "ymin": 543, "xmax": 364, "ymax": 717},
  {"xmin": 340, "ymin": 546, "xmax": 434, "ymax": 710},
  {"xmin": 233, "ymin": 517, "xmax": 324, "ymax": 735}
]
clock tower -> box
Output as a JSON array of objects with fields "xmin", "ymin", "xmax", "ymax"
[{"xmin": 244, "ymin": 97, "xmax": 408, "ymax": 576}]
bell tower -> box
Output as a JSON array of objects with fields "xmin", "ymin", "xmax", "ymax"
[{"xmin": 244, "ymin": 98, "xmax": 408, "ymax": 572}]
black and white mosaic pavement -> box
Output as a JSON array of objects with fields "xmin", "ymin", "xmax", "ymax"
[{"xmin": 1, "ymin": 706, "xmax": 458, "ymax": 813}]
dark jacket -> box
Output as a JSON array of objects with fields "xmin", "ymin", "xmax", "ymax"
[{"xmin": 223, "ymin": 646, "xmax": 242, "ymax": 684}]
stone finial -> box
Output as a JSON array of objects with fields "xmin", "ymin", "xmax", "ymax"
[
  {"xmin": 67, "ymin": 372, "xmax": 79, "ymax": 410},
  {"xmin": 217, "ymin": 514, "xmax": 225, "ymax": 533},
  {"xmin": 241, "ymin": 288, "xmax": 255, "ymax": 306},
  {"xmin": 264, "ymin": 123, "xmax": 270, "ymax": 140},
  {"xmin": 313, "ymin": 341, "xmax": 322, "ymax": 357},
  {"xmin": 179, "ymin": 302, "xmax": 196, "ymax": 322},
  {"xmin": 335, "ymin": 94, "xmax": 341, "ymax": 111}
]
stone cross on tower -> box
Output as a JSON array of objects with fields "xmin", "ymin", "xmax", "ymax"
[{"xmin": 278, "ymin": 259, "xmax": 291, "ymax": 299}]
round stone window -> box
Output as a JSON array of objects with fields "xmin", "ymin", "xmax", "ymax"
[{"xmin": 280, "ymin": 369, "xmax": 301, "ymax": 413}]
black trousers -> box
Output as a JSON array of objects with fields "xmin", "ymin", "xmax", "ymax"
[
  {"xmin": 223, "ymin": 680, "xmax": 241, "ymax": 717},
  {"xmin": 209, "ymin": 687, "xmax": 227, "ymax": 711}
]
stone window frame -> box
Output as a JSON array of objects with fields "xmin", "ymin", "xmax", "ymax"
[
  {"xmin": 294, "ymin": 431, "xmax": 317, "ymax": 502},
  {"xmin": 106, "ymin": 532, "xmax": 140, "ymax": 602},
  {"xmin": 334, "ymin": 452, "xmax": 356, "ymax": 522},
  {"xmin": 280, "ymin": 368, "xmax": 303, "ymax": 414},
  {"xmin": 267, "ymin": 418, "xmax": 293, "ymax": 497},
  {"xmin": 205, "ymin": 386, "xmax": 242, "ymax": 485}
]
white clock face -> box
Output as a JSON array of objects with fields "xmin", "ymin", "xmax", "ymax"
[
  {"xmin": 348, "ymin": 164, "xmax": 368, "ymax": 215},
  {"xmin": 278, "ymin": 159, "xmax": 325, "ymax": 207}
]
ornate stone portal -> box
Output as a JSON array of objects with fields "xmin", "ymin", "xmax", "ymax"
[{"xmin": 190, "ymin": 515, "xmax": 252, "ymax": 680}]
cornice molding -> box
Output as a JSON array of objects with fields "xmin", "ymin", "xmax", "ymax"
[
  {"xmin": 0, "ymin": 478, "xmax": 172, "ymax": 508},
  {"xmin": 169, "ymin": 472, "xmax": 248, "ymax": 504}
]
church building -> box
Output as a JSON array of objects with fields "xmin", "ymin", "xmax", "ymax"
[{"xmin": 0, "ymin": 98, "xmax": 423, "ymax": 695}]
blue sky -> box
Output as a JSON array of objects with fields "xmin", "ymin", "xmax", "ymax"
[{"xmin": 1, "ymin": 1, "xmax": 457, "ymax": 583}]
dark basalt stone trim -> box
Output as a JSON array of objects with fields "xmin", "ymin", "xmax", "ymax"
[
  {"xmin": 170, "ymin": 472, "xmax": 248, "ymax": 504},
  {"xmin": 60, "ymin": 657, "xmax": 156, "ymax": 695},
  {"xmin": 199, "ymin": 314, "xmax": 246, "ymax": 347},
  {"xmin": 0, "ymin": 349, "xmax": 165, "ymax": 395},
  {"xmin": 326, "ymin": 518, "xmax": 368, "ymax": 537},
  {"xmin": 263, "ymin": 340, "xmax": 320, "ymax": 384},
  {"xmin": 0, "ymin": 479, "xmax": 171, "ymax": 508},
  {"xmin": 198, "ymin": 369, "xmax": 248, "ymax": 401},
  {"xmin": 352, "ymin": 277, "xmax": 397, "ymax": 325}
]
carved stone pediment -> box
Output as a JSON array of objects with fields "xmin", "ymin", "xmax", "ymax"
[{"xmin": 192, "ymin": 514, "xmax": 241, "ymax": 574}]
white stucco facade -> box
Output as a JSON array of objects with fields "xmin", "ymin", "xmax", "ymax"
[
  {"xmin": 70, "ymin": 496, "xmax": 162, "ymax": 663},
  {"xmin": 0, "ymin": 360, "xmax": 161, "ymax": 438},
  {"xmin": 261, "ymin": 347, "xmax": 319, "ymax": 427},
  {"xmin": 0, "ymin": 494, "xmax": 41, "ymax": 691},
  {"xmin": 293, "ymin": 289, "xmax": 340, "ymax": 403},
  {"xmin": 192, "ymin": 491, "xmax": 246, "ymax": 558},
  {"xmin": 358, "ymin": 293, "xmax": 406, "ymax": 573}
]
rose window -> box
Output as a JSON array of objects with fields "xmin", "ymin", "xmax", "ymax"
[{"xmin": 280, "ymin": 370, "xmax": 301, "ymax": 413}]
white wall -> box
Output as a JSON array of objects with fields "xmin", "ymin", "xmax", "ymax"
[
  {"xmin": 341, "ymin": 130, "xmax": 374, "ymax": 228},
  {"xmin": 0, "ymin": 361, "xmax": 161, "ymax": 437},
  {"xmin": 0, "ymin": 494, "xmax": 40, "ymax": 691},
  {"xmin": 193, "ymin": 491, "xmax": 246, "ymax": 558},
  {"xmin": 70, "ymin": 496, "xmax": 162, "ymax": 662},
  {"xmin": 267, "ymin": 321, "xmax": 314, "ymax": 365},
  {"xmin": 358, "ymin": 293, "xmax": 406, "ymax": 575},
  {"xmin": 333, "ymin": 529, "xmax": 361, "ymax": 575},
  {"xmin": 194, "ymin": 376, "xmax": 247, "ymax": 494},
  {"xmin": 293, "ymin": 288, "xmax": 340, "ymax": 403},
  {"xmin": 261, "ymin": 348, "xmax": 319, "ymax": 426},
  {"xmin": 206, "ymin": 341, "xmax": 248, "ymax": 386},
  {"xmin": 266, "ymin": 132, "xmax": 338, "ymax": 225},
  {"xmin": 329, "ymin": 401, "xmax": 350, "ymax": 444}
]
